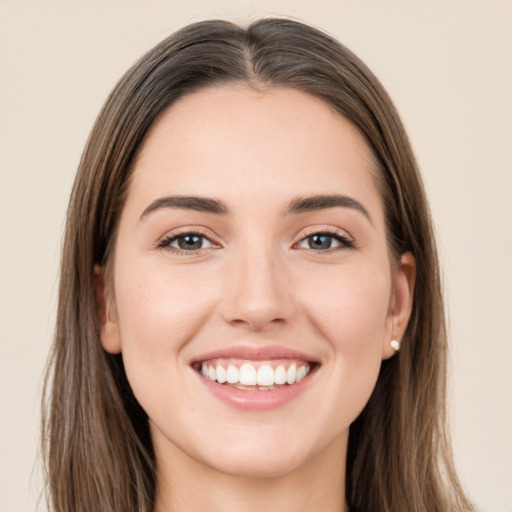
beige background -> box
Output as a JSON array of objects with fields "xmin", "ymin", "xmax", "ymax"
[{"xmin": 1, "ymin": 1, "xmax": 511, "ymax": 511}]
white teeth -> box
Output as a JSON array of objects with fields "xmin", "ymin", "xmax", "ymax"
[
  {"xmin": 216, "ymin": 365, "xmax": 227, "ymax": 383},
  {"xmin": 286, "ymin": 364, "xmax": 297, "ymax": 385},
  {"xmin": 296, "ymin": 365, "xmax": 307, "ymax": 382},
  {"xmin": 239, "ymin": 364, "xmax": 257, "ymax": 385},
  {"xmin": 274, "ymin": 365, "xmax": 286, "ymax": 385},
  {"xmin": 226, "ymin": 365, "xmax": 239, "ymax": 384},
  {"xmin": 257, "ymin": 365, "xmax": 274, "ymax": 386},
  {"xmin": 199, "ymin": 361, "xmax": 312, "ymax": 388}
]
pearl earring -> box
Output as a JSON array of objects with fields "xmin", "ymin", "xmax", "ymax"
[{"xmin": 390, "ymin": 339, "xmax": 401, "ymax": 352}]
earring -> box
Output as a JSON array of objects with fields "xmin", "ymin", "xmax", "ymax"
[{"xmin": 390, "ymin": 339, "xmax": 401, "ymax": 352}]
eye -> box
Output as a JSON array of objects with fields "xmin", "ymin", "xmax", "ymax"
[
  {"xmin": 158, "ymin": 233, "xmax": 215, "ymax": 252},
  {"xmin": 296, "ymin": 231, "xmax": 354, "ymax": 251}
]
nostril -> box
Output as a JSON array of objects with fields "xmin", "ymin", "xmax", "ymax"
[
  {"xmin": 230, "ymin": 315, "xmax": 285, "ymax": 325},
  {"xmin": 228, "ymin": 317, "xmax": 287, "ymax": 332},
  {"xmin": 218, "ymin": 263, "xmax": 295, "ymax": 329}
]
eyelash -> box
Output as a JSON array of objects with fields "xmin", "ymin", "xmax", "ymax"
[
  {"xmin": 157, "ymin": 228, "xmax": 355, "ymax": 255},
  {"xmin": 295, "ymin": 228, "xmax": 355, "ymax": 252},
  {"xmin": 157, "ymin": 230, "xmax": 217, "ymax": 255}
]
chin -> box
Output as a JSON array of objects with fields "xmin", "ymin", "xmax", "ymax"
[
  {"xmin": 204, "ymin": 449, "xmax": 307, "ymax": 480},
  {"xmin": 192, "ymin": 424, "xmax": 331, "ymax": 480}
]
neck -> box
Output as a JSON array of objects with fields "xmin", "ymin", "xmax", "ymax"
[{"xmin": 152, "ymin": 429, "xmax": 349, "ymax": 512}]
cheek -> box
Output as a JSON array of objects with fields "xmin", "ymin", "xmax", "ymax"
[
  {"xmin": 114, "ymin": 260, "xmax": 215, "ymax": 347},
  {"xmin": 111, "ymin": 259, "xmax": 220, "ymax": 401},
  {"xmin": 111, "ymin": 260, "xmax": 222, "ymax": 431},
  {"xmin": 296, "ymin": 263, "xmax": 391, "ymax": 400},
  {"xmin": 299, "ymin": 263, "xmax": 391, "ymax": 345}
]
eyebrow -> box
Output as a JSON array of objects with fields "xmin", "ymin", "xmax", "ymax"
[
  {"xmin": 140, "ymin": 193, "xmax": 371, "ymax": 223},
  {"xmin": 285, "ymin": 194, "xmax": 372, "ymax": 223},
  {"xmin": 140, "ymin": 195, "xmax": 230, "ymax": 219}
]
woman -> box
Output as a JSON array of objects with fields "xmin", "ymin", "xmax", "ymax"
[{"xmin": 42, "ymin": 18, "xmax": 477, "ymax": 512}]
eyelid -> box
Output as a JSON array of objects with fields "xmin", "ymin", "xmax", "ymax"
[
  {"xmin": 296, "ymin": 225, "xmax": 353, "ymax": 241},
  {"xmin": 169, "ymin": 234, "xmax": 214, "ymax": 249},
  {"xmin": 156, "ymin": 226, "xmax": 222, "ymax": 252},
  {"xmin": 293, "ymin": 226, "xmax": 356, "ymax": 251}
]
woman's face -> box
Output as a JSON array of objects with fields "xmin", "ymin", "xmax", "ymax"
[{"xmin": 99, "ymin": 86, "xmax": 414, "ymax": 479}]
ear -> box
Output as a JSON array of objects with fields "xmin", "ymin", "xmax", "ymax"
[
  {"xmin": 382, "ymin": 252, "xmax": 416, "ymax": 360},
  {"xmin": 94, "ymin": 264, "xmax": 122, "ymax": 354}
]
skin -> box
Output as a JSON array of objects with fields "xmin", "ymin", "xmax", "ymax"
[{"xmin": 97, "ymin": 85, "xmax": 415, "ymax": 512}]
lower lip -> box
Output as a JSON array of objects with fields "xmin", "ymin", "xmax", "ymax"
[{"xmin": 195, "ymin": 370, "xmax": 316, "ymax": 411}]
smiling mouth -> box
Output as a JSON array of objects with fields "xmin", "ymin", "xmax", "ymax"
[{"xmin": 193, "ymin": 359, "xmax": 317, "ymax": 391}]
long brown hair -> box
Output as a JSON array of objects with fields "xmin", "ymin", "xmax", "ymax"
[{"xmin": 42, "ymin": 18, "xmax": 476, "ymax": 512}]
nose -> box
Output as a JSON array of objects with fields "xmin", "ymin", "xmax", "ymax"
[{"xmin": 219, "ymin": 244, "xmax": 295, "ymax": 331}]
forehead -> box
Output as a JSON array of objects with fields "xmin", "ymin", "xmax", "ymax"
[{"xmin": 127, "ymin": 85, "xmax": 383, "ymax": 222}]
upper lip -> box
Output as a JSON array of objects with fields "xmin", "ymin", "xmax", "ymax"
[{"xmin": 191, "ymin": 345, "xmax": 320, "ymax": 364}]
